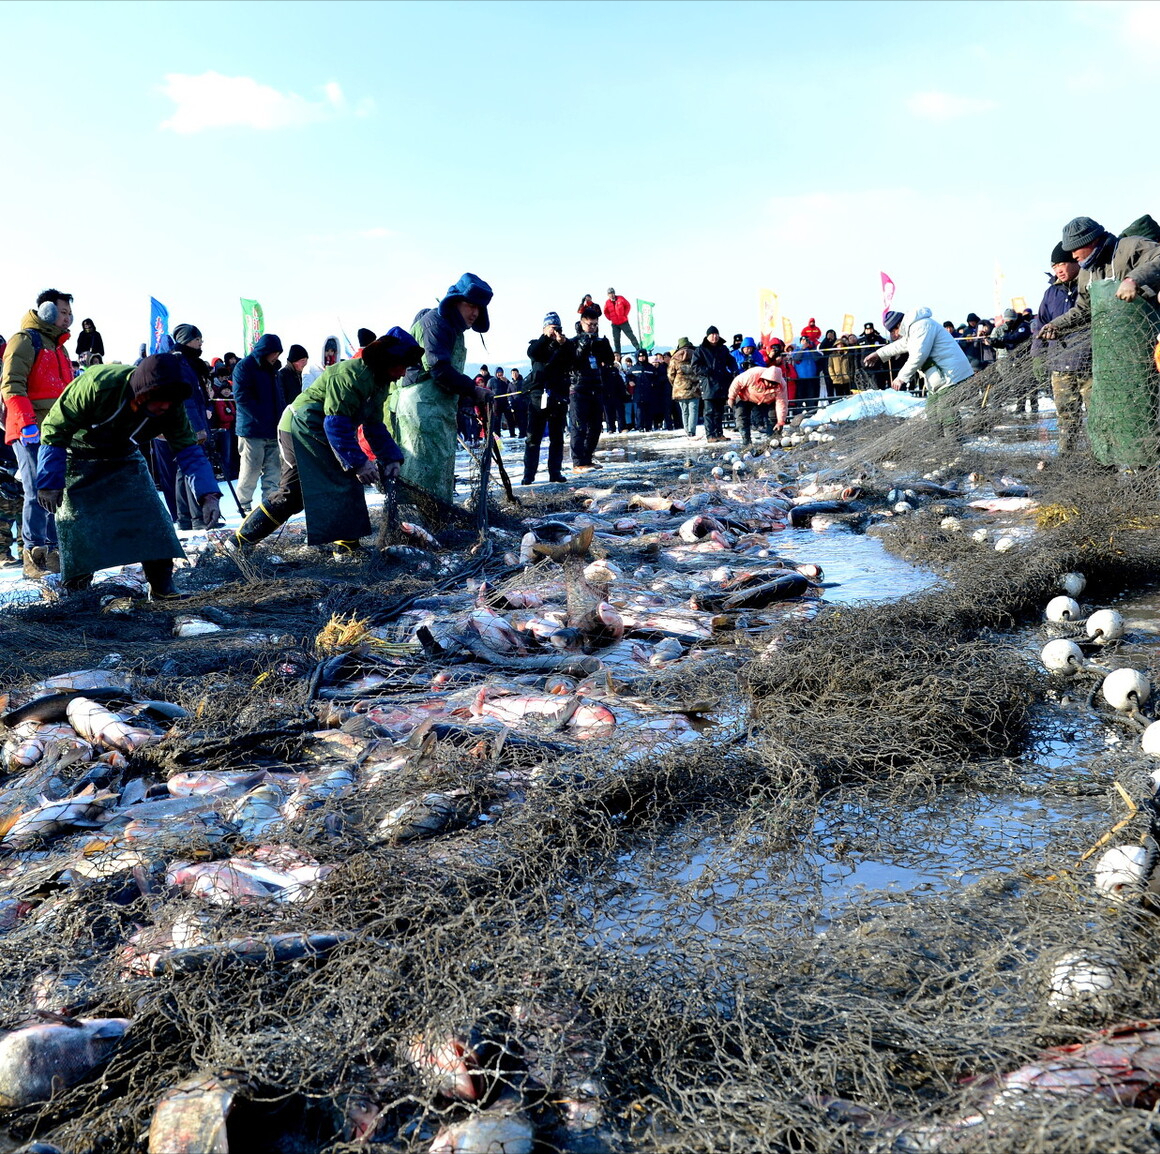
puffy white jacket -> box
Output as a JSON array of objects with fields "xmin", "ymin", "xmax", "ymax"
[{"xmin": 877, "ymin": 307, "xmax": 974, "ymax": 391}]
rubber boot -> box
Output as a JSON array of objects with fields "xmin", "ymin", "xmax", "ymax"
[
  {"xmin": 331, "ymin": 540, "xmax": 365, "ymax": 563},
  {"xmin": 143, "ymin": 558, "xmax": 183, "ymax": 601},
  {"xmin": 234, "ymin": 504, "xmax": 283, "ymax": 554}
]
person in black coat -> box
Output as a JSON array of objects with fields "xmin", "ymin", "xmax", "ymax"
[
  {"xmin": 691, "ymin": 326, "xmax": 736, "ymax": 442},
  {"xmin": 75, "ymin": 319, "xmax": 104, "ymax": 364},
  {"xmin": 278, "ymin": 344, "xmax": 309, "ymax": 406},
  {"xmin": 522, "ymin": 311, "xmax": 572, "ymax": 483},
  {"xmin": 567, "ymin": 305, "xmax": 615, "ymax": 471}
]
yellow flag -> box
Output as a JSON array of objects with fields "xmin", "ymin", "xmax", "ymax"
[
  {"xmin": 782, "ymin": 317, "xmax": 793, "ymax": 343},
  {"xmin": 758, "ymin": 289, "xmax": 779, "ymax": 339},
  {"xmin": 841, "ymin": 314, "xmax": 855, "ymax": 335},
  {"xmin": 1010, "ymin": 296, "xmax": 1027, "ymax": 313}
]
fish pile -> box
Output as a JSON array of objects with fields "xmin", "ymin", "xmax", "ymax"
[{"xmin": 0, "ymin": 454, "xmax": 1083, "ymax": 1151}]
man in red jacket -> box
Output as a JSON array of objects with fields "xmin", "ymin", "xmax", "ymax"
[
  {"xmin": 603, "ymin": 288, "xmax": 642, "ymax": 355},
  {"xmin": 1, "ymin": 289, "xmax": 75, "ymax": 577}
]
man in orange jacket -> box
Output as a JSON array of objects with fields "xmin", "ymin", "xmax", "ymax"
[
  {"xmin": 603, "ymin": 288, "xmax": 642, "ymax": 356},
  {"xmin": 0, "ymin": 289, "xmax": 75, "ymax": 578}
]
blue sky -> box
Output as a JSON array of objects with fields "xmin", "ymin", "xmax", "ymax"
[{"xmin": 3, "ymin": 0, "xmax": 1157, "ymax": 367}]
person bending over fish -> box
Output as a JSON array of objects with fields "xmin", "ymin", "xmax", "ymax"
[
  {"xmin": 233, "ymin": 329, "xmax": 423, "ymax": 559},
  {"xmin": 35, "ymin": 355, "xmax": 220, "ymax": 599}
]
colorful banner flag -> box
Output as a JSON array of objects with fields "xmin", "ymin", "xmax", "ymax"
[
  {"xmin": 758, "ymin": 289, "xmax": 779, "ymax": 340},
  {"xmin": 149, "ymin": 297, "xmax": 169, "ymax": 354},
  {"xmin": 241, "ymin": 298, "xmax": 264, "ymax": 354},
  {"xmin": 635, "ymin": 299, "xmax": 655, "ymax": 351},
  {"xmin": 880, "ymin": 271, "xmax": 896, "ymax": 320},
  {"xmin": 1010, "ymin": 296, "xmax": 1027, "ymax": 313},
  {"xmin": 782, "ymin": 317, "xmax": 793, "ymax": 344},
  {"xmin": 841, "ymin": 314, "xmax": 855, "ymax": 335}
]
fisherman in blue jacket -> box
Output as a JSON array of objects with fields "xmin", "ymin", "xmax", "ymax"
[
  {"xmin": 232, "ymin": 333, "xmax": 285, "ymax": 515},
  {"xmin": 386, "ymin": 273, "xmax": 494, "ymax": 502},
  {"xmin": 1034, "ymin": 243, "xmax": 1091, "ymax": 453}
]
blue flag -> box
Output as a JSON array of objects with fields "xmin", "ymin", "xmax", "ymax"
[{"xmin": 149, "ymin": 297, "xmax": 169, "ymax": 354}]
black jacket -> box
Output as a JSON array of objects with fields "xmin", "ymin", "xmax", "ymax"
[
  {"xmin": 566, "ymin": 331, "xmax": 615, "ymax": 397},
  {"xmin": 1035, "ymin": 278, "xmax": 1090, "ymax": 375},
  {"xmin": 526, "ymin": 334, "xmax": 573, "ymax": 404},
  {"xmin": 692, "ymin": 338, "xmax": 736, "ymax": 400},
  {"xmin": 278, "ymin": 364, "xmax": 303, "ymax": 405}
]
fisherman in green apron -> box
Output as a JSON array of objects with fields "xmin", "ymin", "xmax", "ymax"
[
  {"xmin": 232, "ymin": 329, "xmax": 423, "ymax": 558},
  {"xmin": 34, "ymin": 355, "xmax": 220, "ymax": 598},
  {"xmin": 386, "ymin": 273, "xmax": 494, "ymax": 502}
]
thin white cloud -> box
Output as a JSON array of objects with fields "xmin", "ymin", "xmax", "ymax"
[
  {"xmin": 159, "ymin": 72, "xmax": 373, "ymax": 134},
  {"xmin": 906, "ymin": 90, "xmax": 997, "ymax": 121}
]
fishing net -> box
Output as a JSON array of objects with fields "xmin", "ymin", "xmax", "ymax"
[{"xmin": 6, "ymin": 316, "xmax": 1160, "ymax": 1153}]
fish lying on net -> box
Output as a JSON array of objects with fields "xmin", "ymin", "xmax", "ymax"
[
  {"xmin": 0, "ymin": 1016, "xmax": 131, "ymax": 1109},
  {"xmin": 820, "ymin": 1020, "xmax": 1160, "ymax": 1150}
]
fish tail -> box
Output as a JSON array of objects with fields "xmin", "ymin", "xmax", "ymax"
[{"xmin": 532, "ymin": 525, "xmax": 594, "ymax": 562}]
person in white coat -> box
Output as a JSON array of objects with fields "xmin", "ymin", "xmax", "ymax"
[{"xmin": 865, "ymin": 307, "xmax": 974, "ymax": 439}]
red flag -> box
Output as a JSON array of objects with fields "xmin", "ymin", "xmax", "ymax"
[{"xmin": 880, "ymin": 272, "xmax": 896, "ymax": 319}]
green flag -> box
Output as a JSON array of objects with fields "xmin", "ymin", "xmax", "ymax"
[
  {"xmin": 636, "ymin": 298, "xmax": 655, "ymax": 351},
  {"xmin": 240, "ymin": 298, "xmax": 264, "ymax": 354}
]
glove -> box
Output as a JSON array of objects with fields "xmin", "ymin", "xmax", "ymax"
[
  {"xmin": 200, "ymin": 493, "xmax": 221, "ymax": 529},
  {"xmin": 378, "ymin": 459, "xmax": 401, "ymax": 481},
  {"xmin": 20, "ymin": 425, "xmax": 40, "ymax": 446},
  {"xmin": 37, "ymin": 489, "xmax": 62, "ymax": 514},
  {"xmin": 355, "ymin": 462, "xmax": 379, "ymax": 486}
]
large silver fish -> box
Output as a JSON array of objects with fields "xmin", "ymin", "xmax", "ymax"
[
  {"xmin": 1, "ymin": 784, "xmax": 116, "ymax": 849},
  {"xmin": 0, "ymin": 1016, "xmax": 132, "ymax": 1109}
]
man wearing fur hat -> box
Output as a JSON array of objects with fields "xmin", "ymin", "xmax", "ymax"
[
  {"xmin": 34, "ymin": 356, "xmax": 220, "ymax": 598},
  {"xmin": 388, "ymin": 273, "xmax": 494, "ymax": 502}
]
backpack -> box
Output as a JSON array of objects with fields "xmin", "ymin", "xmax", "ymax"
[{"xmin": 0, "ymin": 329, "xmax": 44, "ymax": 427}]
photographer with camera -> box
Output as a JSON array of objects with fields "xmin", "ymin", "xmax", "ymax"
[
  {"xmin": 568, "ymin": 304, "xmax": 615, "ymax": 472},
  {"xmin": 521, "ymin": 312, "xmax": 571, "ymax": 484}
]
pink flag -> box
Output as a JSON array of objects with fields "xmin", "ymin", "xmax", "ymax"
[{"xmin": 880, "ymin": 272, "xmax": 896, "ymax": 319}]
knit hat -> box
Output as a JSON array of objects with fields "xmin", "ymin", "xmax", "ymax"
[
  {"xmin": 705, "ymin": 326, "xmax": 720, "ymax": 336},
  {"xmin": 607, "ymin": 287, "xmax": 616, "ymax": 296},
  {"xmin": 1050, "ymin": 242, "xmax": 1072, "ymax": 265},
  {"xmin": 882, "ymin": 310, "xmax": 904, "ymax": 332},
  {"xmin": 172, "ymin": 323, "xmax": 201, "ymax": 346},
  {"xmin": 356, "ymin": 328, "xmax": 376, "ymax": 347},
  {"xmin": 1060, "ymin": 216, "xmax": 1105, "ymax": 252},
  {"xmin": 543, "ymin": 311, "xmax": 562, "ymax": 329},
  {"xmin": 130, "ymin": 354, "xmax": 191, "ymax": 402},
  {"xmin": 287, "ymin": 344, "xmax": 308, "ymax": 363},
  {"xmin": 1002, "ymin": 308, "xmax": 1017, "ymax": 321}
]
